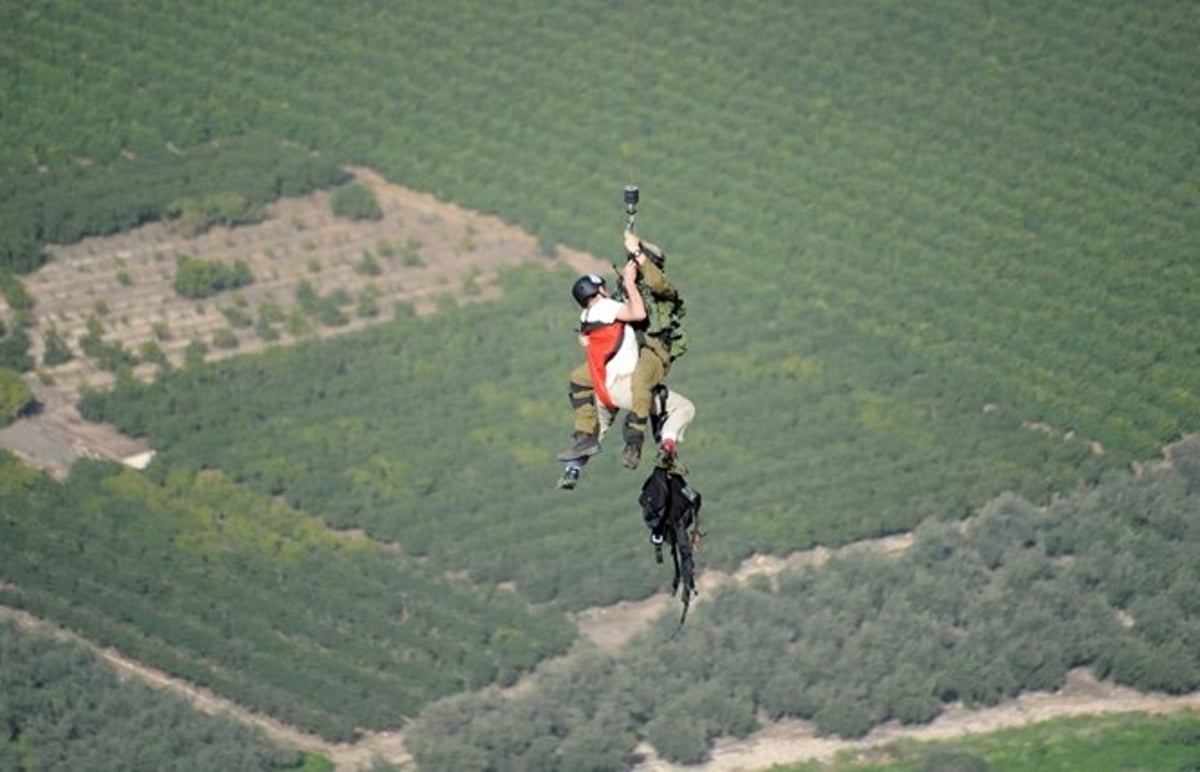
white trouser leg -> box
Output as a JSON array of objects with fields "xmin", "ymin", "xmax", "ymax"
[
  {"xmin": 659, "ymin": 390, "xmax": 694, "ymax": 444},
  {"xmin": 596, "ymin": 403, "xmax": 620, "ymax": 443},
  {"xmin": 599, "ymin": 376, "xmax": 695, "ymax": 445}
]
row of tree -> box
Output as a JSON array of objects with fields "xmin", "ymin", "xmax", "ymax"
[
  {"xmin": 0, "ymin": 132, "xmax": 348, "ymax": 275},
  {"xmin": 0, "ymin": 132, "xmax": 350, "ymax": 371},
  {"xmin": 0, "ymin": 619, "xmax": 312, "ymax": 771},
  {"xmin": 0, "ymin": 453, "xmax": 575, "ymax": 741},
  {"xmin": 406, "ymin": 437, "xmax": 1200, "ymax": 767}
]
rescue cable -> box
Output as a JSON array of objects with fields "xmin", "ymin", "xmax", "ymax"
[{"xmin": 623, "ymin": 0, "xmax": 639, "ymax": 233}]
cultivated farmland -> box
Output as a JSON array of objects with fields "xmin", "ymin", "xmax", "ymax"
[{"xmin": 2, "ymin": 1, "xmax": 1198, "ymax": 768}]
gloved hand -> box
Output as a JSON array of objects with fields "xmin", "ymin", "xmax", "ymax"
[{"xmin": 623, "ymin": 229, "xmax": 642, "ymax": 258}]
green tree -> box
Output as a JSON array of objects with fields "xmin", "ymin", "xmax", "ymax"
[
  {"xmin": 355, "ymin": 250, "xmax": 382, "ymax": 276},
  {"xmin": 0, "ymin": 234, "xmax": 46, "ymax": 274},
  {"xmin": 0, "ymin": 273, "xmax": 32, "ymax": 312},
  {"xmin": 42, "ymin": 327, "xmax": 73, "ymax": 366},
  {"xmin": 295, "ymin": 280, "xmax": 320, "ymax": 315},
  {"xmin": 644, "ymin": 705, "xmax": 708, "ymax": 764},
  {"xmin": 0, "ymin": 367, "xmax": 33, "ymax": 423},
  {"xmin": 0, "ymin": 322, "xmax": 32, "ymax": 371},
  {"xmin": 1173, "ymin": 435, "xmax": 1200, "ymax": 495},
  {"xmin": 331, "ymin": 183, "xmax": 383, "ymax": 221},
  {"xmin": 184, "ymin": 338, "xmax": 209, "ymax": 366},
  {"xmin": 814, "ymin": 689, "xmax": 873, "ymax": 739},
  {"xmin": 137, "ymin": 340, "xmax": 168, "ymax": 367},
  {"xmin": 168, "ymin": 192, "xmax": 266, "ymax": 236},
  {"xmin": 174, "ymin": 256, "xmax": 254, "ymax": 299},
  {"xmin": 212, "ymin": 328, "xmax": 239, "ymax": 349}
]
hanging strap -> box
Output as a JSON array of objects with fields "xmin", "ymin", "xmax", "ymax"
[{"xmin": 624, "ymin": 0, "xmax": 638, "ymax": 191}]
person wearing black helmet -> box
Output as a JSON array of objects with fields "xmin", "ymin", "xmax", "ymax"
[
  {"xmin": 556, "ymin": 237, "xmax": 644, "ymax": 466},
  {"xmin": 557, "ymin": 231, "xmax": 694, "ymax": 489}
]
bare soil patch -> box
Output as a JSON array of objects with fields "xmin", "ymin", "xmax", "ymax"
[
  {"xmin": 3, "ymin": 167, "xmax": 606, "ymax": 474},
  {"xmin": 24, "ymin": 166, "xmax": 606, "ymax": 400},
  {"xmin": 633, "ymin": 668, "xmax": 1200, "ymax": 771}
]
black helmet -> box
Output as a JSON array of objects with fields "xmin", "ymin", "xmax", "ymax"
[{"xmin": 571, "ymin": 273, "xmax": 606, "ymax": 307}]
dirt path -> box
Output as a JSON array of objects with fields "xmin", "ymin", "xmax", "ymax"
[
  {"xmin": 0, "ymin": 604, "xmax": 412, "ymax": 770},
  {"xmin": 574, "ymin": 534, "xmax": 915, "ymax": 653},
  {"xmin": 635, "ymin": 668, "xmax": 1200, "ymax": 771}
]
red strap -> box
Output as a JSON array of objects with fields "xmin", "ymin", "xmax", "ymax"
[{"xmin": 584, "ymin": 323, "xmax": 624, "ymax": 409}]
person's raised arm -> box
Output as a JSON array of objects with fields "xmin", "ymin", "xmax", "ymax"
[{"xmin": 616, "ymin": 231, "xmax": 646, "ymax": 322}]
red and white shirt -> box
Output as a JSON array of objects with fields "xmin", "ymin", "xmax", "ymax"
[{"xmin": 580, "ymin": 297, "xmax": 639, "ymax": 409}]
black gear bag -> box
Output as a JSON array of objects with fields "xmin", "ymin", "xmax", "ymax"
[{"xmin": 639, "ymin": 466, "xmax": 703, "ymax": 631}]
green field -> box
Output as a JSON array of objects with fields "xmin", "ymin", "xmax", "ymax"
[
  {"xmin": 0, "ymin": 452, "xmax": 573, "ymax": 740},
  {"xmin": 1, "ymin": 0, "xmax": 1198, "ymax": 764},
  {"xmin": 0, "ymin": 618, "xmax": 320, "ymax": 771},
  {"xmin": 779, "ymin": 710, "xmax": 1200, "ymax": 771}
]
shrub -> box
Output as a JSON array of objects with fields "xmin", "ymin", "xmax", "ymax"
[
  {"xmin": 0, "ymin": 273, "xmax": 33, "ymax": 311},
  {"xmin": 644, "ymin": 707, "xmax": 709, "ymax": 765},
  {"xmin": 138, "ymin": 340, "xmax": 168, "ymax": 366},
  {"xmin": 355, "ymin": 250, "xmax": 381, "ymax": 276},
  {"xmin": 221, "ymin": 306, "xmax": 252, "ymax": 329},
  {"xmin": 255, "ymin": 315, "xmax": 280, "ymax": 342},
  {"xmin": 0, "ymin": 321, "xmax": 32, "ymax": 371},
  {"xmin": 183, "ymin": 338, "xmax": 208, "ymax": 366},
  {"xmin": 212, "ymin": 328, "xmax": 239, "ymax": 349},
  {"xmin": 168, "ymin": 192, "xmax": 265, "ymax": 236},
  {"xmin": 814, "ymin": 690, "xmax": 874, "ymax": 738},
  {"xmin": 1172, "ymin": 435, "xmax": 1200, "ymax": 495},
  {"xmin": 0, "ymin": 366, "xmax": 33, "ymax": 423},
  {"xmin": 42, "ymin": 327, "xmax": 73, "ymax": 366},
  {"xmin": 331, "ymin": 183, "xmax": 383, "ymax": 221},
  {"xmin": 356, "ymin": 288, "xmax": 380, "ymax": 318},
  {"xmin": 174, "ymin": 256, "xmax": 254, "ymax": 299}
]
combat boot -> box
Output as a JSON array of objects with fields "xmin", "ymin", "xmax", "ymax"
[
  {"xmin": 556, "ymin": 432, "xmax": 600, "ymax": 462},
  {"xmin": 622, "ymin": 414, "xmax": 647, "ymax": 470}
]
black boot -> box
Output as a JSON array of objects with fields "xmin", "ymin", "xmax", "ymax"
[
  {"xmin": 622, "ymin": 414, "xmax": 647, "ymax": 470},
  {"xmin": 556, "ymin": 432, "xmax": 601, "ymax": 462}
]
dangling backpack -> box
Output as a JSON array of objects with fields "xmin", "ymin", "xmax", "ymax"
[{"xmin": 639, "ymin": 465, "xmax": 703, "ymax": 630}]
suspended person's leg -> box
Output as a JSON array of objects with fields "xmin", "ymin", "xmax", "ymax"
[
  {"xmin": 556, "ymin": 362, "xmax": 602, "ymax": 461},
  {"xmin": 558, "ymin": 402, "xmax": 618, "ymax": 491},
  {"xmin": 623, "ymin": 344, "xmax": 669, "ymax": 470},
  {"xmin": 557, "ymin": 455, "xmax": 589, "ymax": 490},
  {"xmin": 656, "ymin": 389, "xmax": 695, "ymax": 469}
]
